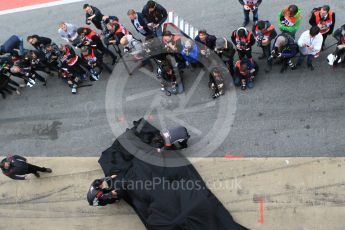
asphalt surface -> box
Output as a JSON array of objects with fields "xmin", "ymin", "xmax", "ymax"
[{"xmin": 0, "ymin": 0, "xmax": 345, "ymax": 157}]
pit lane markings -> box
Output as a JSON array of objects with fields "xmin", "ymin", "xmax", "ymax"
[{"xmin": 0, "ymin": 0, "xmax": 84, "ymax": 16}]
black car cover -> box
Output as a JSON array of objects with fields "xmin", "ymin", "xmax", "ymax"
[{"xmin": 98, "ymin": 118, "xmax": 248, "ymax": 230}]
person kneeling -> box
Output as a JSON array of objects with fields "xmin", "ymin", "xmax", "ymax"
[
  {"xmin": 234, "ymin": 58, "xmax": 258, "ymax": 90},
  {"xmin": 87, "ymin": 175, "xmax": 119, "ymax": 206},
  {"xmin": 209, "ymin": 68, "xmax": 225, "ymax": 99}
]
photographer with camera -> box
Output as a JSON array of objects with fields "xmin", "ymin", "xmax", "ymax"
[
  {"xmin": 195, "ymin": 30, "xmax": 217, "ymax": 59},
  {"xmin": 252, "ymin": 20, "xmax": 277, "ymax": 60},
  {"xmin": 142, "ymin": 1, "xmax": 168, "ymax": 37},
  {"xmin": 297, "ymin": 26, "xmax": 323, "ymax": 71},
  {"xmin": 9, "ymin": 53, "xmax": 47, "ymax": 87},
  {"xmin": 59, "ymin": 44, "xmax": 88, "ymax": 82},
  {"xmin": 278, "ymin": 5, "xmax": 301, "ymax": 39},
  {"xmin": 239, "ymin": 0, "xmax": 262, "ymax": 27},
  {"xmin": 25, "ymin": 50, "xmax": 55, "ymax": 76},
  {"xmin": 80, "ymin": 45, "xmax": 104, "ymax": 81},
  {"xmin": 87, "ymin": 175, "xmax": 120, "ymax": 206},
  {"xmin": 234, "ymin": 58, "xmax": 258, "ymax": 90},
  {"xmin": 330, "ymin": 24, "xmax": 345, "ymax": 67},
  {"xmin": 214, "ymin": 37, "xmax": 236, "ymax": 76},
  {"xmin": 231, "ymin": 27, "xmax": 255, "ymax": 61},
  {"xmin": 309, "ymin": 5, "xmax": 335, "ymax": 48},
  {"xmin": 162, "ymin": 31, "xmax": 185, "ymax": 68},
  {"xmin": 266, "ymin": 33, "xmax": 299, "ymax": 73},
  {"xmin": 209, "ymin": 67, "xmax": 225, "ymax": 99},
  {"xmin": 157, "ymin": 61, "xmax": 183, "ymax": 95},
  {"xmin": 77, "ymin": 27, "xmax": 117, "ymax": 65}
]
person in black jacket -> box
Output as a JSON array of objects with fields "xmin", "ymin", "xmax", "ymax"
[
  {"xmin": 0, "ymin": 35, "xmax": 26, "ymax": 56},
  {"xmin": 127, "ymin": 9, "xmax": 153, "ymax": 37},
  {"xmin": 0, "ymin": 155, "xmax": 52, "ymax": 180},
  {"xmin": 214, "ymin": 37, "xmax": 236, "ymax": 76},
  {"xmin": 27, "ymin": 35, "xmax": 53, "ymax": 55},
  {"xmin": 83, "ymin": 4, "xmax": 104, "ymax": 31},
  {"xmin": 195, "ymin": 30, "xmax": 217, "ymax": 58},
  {"xmin": 142, "ymin": 1, "xmax": 168, "ymax": 37}
]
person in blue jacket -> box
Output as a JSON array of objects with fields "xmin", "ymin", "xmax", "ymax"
[
  {"xmin": 181, "ymin": 39, "xmax": 200, "ymax": 67},
  {"xmin": 0, "ymin": 35, "xmax": 26, "ymax": 56}
]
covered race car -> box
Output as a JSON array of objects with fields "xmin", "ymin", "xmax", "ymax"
[{"xmin": 98, "ymin": 118, "xmax": 248, "ymax": 230}]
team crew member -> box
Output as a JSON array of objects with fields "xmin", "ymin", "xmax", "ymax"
[
  {"xmin": 127, "ymin": 9, "xmax": 153, "ymax": 37},
  {"xmin": 0, "ymin": 35, "xmax": 26, "ymax": 56},
  {"xmin": 214, "ymin": 37, "xmax": 236, "ymax": 76},
  {"xmin": 160, "ymin": 126, "xmax": 190, "ymax": 150},
  {"xmin": 231, "ymin": 27, "xmax": 255, "ymax": 61},
  {"xmin": 252, "ymin": 20, "xmax": 277, "ymax": 59},
  {"xmin": 239, "ymin": 0, "xmax": 262, "ymax": 27},
  {"xmin": 83, "ymin": 4, "xmax": 104, "ymax": 30},
  {"xmin": 194, "ymin": 30, "xmax": 217, "ymax": 57},
  {"xmin": 309, "ymin": 5, "xmax": 335, "ymax": 48},
  {"xmin": 142, "ymin": 0, "xmax": 168, "ymax": 37},
  {"xmin": 331, "ymin": 24, "xmax": 345, "ymax": 67},
  {"xmin": 234, "ymin": 58, "xmax": 258, "ymax": 90},
  {"xmin": 266, "ymin": 33, "xmax": 299, "ymax": 73},
  {"xmin": 297, "ymin": 26, "xmax": 323, "ymax": 71},
  {"xmin": 0, "ymin": 155, "xmax": 52, "ymax": 180},
  {"xmin": 87, "ymin": 175, "xmax": 119, "ymax": 206},
  {"xmin": 58, "ymin": 22, "xmax": 78, "ymax": 43},
  {"xmin": 77, "ymin": 27, "xmax": 117, "ymax": 65},
  {"xmin": 278, "ymin": 5, "xmax": 302, "ymax": 39}
]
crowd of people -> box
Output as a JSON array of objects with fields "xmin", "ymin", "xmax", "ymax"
[
  {"xmin": 0, "ymin": 1, "xmax": 344, "ymax": 100},
  {"xmin": 0, "ymin": 0, "xmax": 345, "ymax": 209}
]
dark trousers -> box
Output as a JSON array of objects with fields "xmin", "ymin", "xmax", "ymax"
[
  {"xmin": 297, "ymin": 54, "xmax": 314, "ymax": 66},
  {"xmin": 27, "ymin": 163, "xmax": 47, "ymax": 174},
  {"xmin": 92, "ymin": 19, "xmax": 103, "ymax": 31},
  {"xmin": 237, "ymin": 49, "xmax": 252, "ymax": 60},
  {"xmin": 92, "ymin": 36, "xmax": 116, "ymax": 60},
  {"xmin": 243, "ymin": 8, "xmax": 258, "ymax": 23},
  {"xmin": 322, "ymin": 33, "xmax": 330, "ymax": 48},
  {"xmin": 261, "ymin": 45, "xmax": 271, "ymax": 58}
]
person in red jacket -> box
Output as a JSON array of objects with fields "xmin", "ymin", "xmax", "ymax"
[
  {"xmin": 1, "ymin": 155, "xmax": 52, "ymax": 180},
  {"xmin": 77, "ymin": 27, "xmax": 117, "ymax": 65},
  {"xmin": 252, "ymin": 20, "xmax": 277, "ymax": 59},
  {"xmin": 231, "ymin": 27, "xmax": 255, "ymax": 61},
  {"xmin": 309, "ymin": 5, "xmax": 335, "ymax": 49}
]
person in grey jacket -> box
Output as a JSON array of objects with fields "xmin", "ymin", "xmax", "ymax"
[
  {"xmin": 0, "ymin": 155, "xmax": 52, "ymax": 180},
  {"xmin": 58, "ymin": 22, "xmax": 78, "ymax": 43}
]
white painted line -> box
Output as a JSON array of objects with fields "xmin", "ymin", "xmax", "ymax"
[{"xmin": 0, "ymin": 0, "xmax": 84, "ymax": 16}]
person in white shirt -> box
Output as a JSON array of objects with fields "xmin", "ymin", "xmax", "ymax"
[
  {"xmin": 297, "ymin": 26, "xmax": 323, "ymax": 71},
  {"xmin": 58, "ymin": 22, "xmax": 78, "ymax": 43}
]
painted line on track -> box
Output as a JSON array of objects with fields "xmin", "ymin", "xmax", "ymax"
[{"xmin": 0, "ymin": 0, "xmax": 84, "ymax": 16}]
